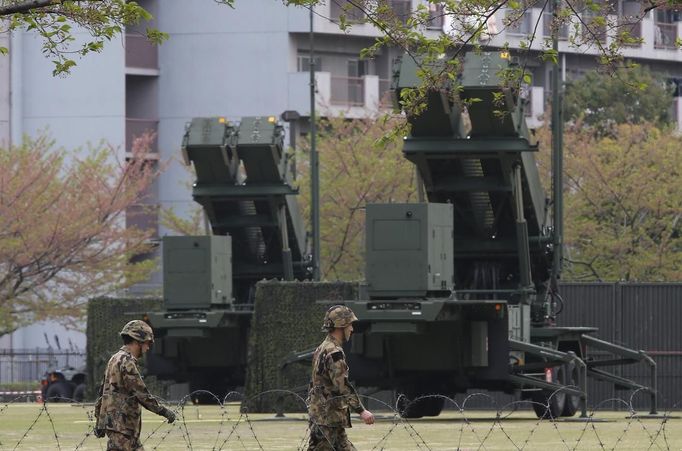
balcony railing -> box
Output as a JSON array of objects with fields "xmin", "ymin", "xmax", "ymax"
[
  {"xmin": 331, "ymin": 76, "xmax": 364, "ymax": 106},
  {"xmin": 288, "ymin": 72, "xmax": 392, "ymax": 114},
  {"xmin": 542, "ymin": 12, "xmax": 569, "ymax": 40},
  {"xmin": 126, "ymin": 118, "xmax": 158, "ymax": 153},
  {"xmin": 330, "ymin": 0, "xmax": 365, "ymax": 22},
  {"xmin": 506, "ymin": 9, "xmax": 533, "ymax": 35},
  {"xmin": 654, "ymin": 22, "xmax": 678, "ymax": 49},
  {"xmin": 125, "ymin": 34, "xmax": 158, "ymax": 70}
]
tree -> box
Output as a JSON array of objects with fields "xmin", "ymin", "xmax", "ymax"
[
  {"xmin": 0, "ymin": 133, "xmax": 161, "ymax": 336},
  {"xmin": 535, "ymin": 122, "xmax": 681, "ymax": 282},
  {"xmin": 160, "ymin": 203, "xmax": 205, "ymax": 237},
  {"xmin": 159, "ymin": 157, "xmax": 205, "ymax": 237},
  {"xmin": 297, "ymin": 114, "xmax": 417, "ymax": 280},
  {"xmin": 534, "ymin": 60, "xmax": 681, "ymax": 281},
  {"xmin": 564, "ymin": 64, "xmax": 674, "ymax": 133},
  {"xmin": 0, "ymin": 0, "xmax": 169, "ymax": 75}
]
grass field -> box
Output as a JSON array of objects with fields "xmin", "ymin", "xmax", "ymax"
[{"xmin": 0, "ymin": 402, "xmax": 678, "ymax": 450}]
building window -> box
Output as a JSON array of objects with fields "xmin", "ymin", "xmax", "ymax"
[
  {"xmin": 330, "ymin": 1, "xmax": 411, "ymax": 25},
  {"xmin": 506, "ymin": 9, "xmax": 532, "ymax": 35},
  {"xmin": 618, "ymin": 1, "xmax": 642, "ymax": 46},
  {"xmin": 297, "ymin": 55, "xmax": 322, "ymax": 72},
  {"xmin": 347, "ymin": 59, "xmax": 369, "ymax": 78},
  {"xmin": 388, "ymin": 0, "xmax": 411, "ymax": 25},
  {"xmin": 542, "ymin": 1, "xmax": 569, "ymax": 40},
  {"xmin": 427, "ymin": 3, "xmax": 445, "ymax": 30},
  {"xmin": 654, "ymin": 8, "xmax": 680, "ymax": 49}
]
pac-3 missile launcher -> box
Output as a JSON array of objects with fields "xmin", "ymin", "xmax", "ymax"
[
  {"xmin": 145, "ymin": 116, "xmax": 309, "ymax": 398},
  {"xmin": 344, "ymin": 53, "xmax": 657, "ymax": 419}
]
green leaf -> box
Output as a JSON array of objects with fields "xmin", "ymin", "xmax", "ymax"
[
  {"xmin": 146, "ymin": 28, "xmax": 169, "ymax": 44},
  {"xmin": 541, "ymin": 49, "xmax": 559, "ymax": 64},
  {"xmin": 52, "ymin": 59, "xmax": 77, "ymax": 76}
]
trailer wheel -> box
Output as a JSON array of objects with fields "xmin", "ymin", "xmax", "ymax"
[
  {"xmin": 46, "ymin": 381, "xmax": 74, "ymax": 402},
  {"xmin": 531, "ymin": 367, "xmax": 566, "ymax": 420},
  {"xmin": 397, "ymin": 392, "xmax": 444, "ymax": 419},
  {"xmin": 561, "ymin": 362, "xmax": 580, "ymax": 417},
  {"xmin": 421, "ymin": 396, "xmax": 445, "ymax": 417},
  {"xmin": 73, "ymin": 383, "xmax": 87, "ymax": 403}
]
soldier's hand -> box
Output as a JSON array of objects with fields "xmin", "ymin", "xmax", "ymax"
[
  {"xmin": 162, "ymin": 407, "xmax": 176, "ymax": 424},
  {"xmin": 360, "ymin": 409, "xmax": 375, "ymax": 425},
  {"xmin": 93, "ymin": 428, "xmax": 105, "ymax": 438}
]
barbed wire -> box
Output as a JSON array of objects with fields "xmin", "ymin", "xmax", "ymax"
[{"xmin": 0, "ymin": 388, "xmax": 678, "ymax": 450}]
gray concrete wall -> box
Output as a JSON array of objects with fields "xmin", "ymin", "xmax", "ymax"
[
  {"xmin": 18, "ymin": 31, "xmax": 125, "ymax": 150},
  {"xmin": 0, "ymin": 29, "xmax": 9, "ymax": 148}
]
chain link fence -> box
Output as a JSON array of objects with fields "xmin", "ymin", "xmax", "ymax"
[{"xmin": 0, "ymin": 349, "xmax": 85, "ymax": 385}]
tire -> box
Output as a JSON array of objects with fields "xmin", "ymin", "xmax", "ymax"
[
  {"xmin": 46, "ymin": 381, "xmax": 74, "ymax": 402},
  {"xmin": 397, "ymin": 394, "xmax": 423, "ymax": 419},
  {"xmin": 398, "ymin": 393, "xmax": 445, "ymax": 419},
  {"xmin": 561, "ymin": 362, "xmax": 580, "ymax": 417},
  {"xmin": 531, "ymin": 367, "xmax": 566, "ymax": 420},
  {"xmin": 73, "ymin": 383, "xmax": 86, "ymax": 403},
  {"xmin": 420, "ymin": 396, "xmax": 445, "ymax": 417}
]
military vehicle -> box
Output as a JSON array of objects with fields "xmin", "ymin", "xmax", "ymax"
[
  {"xmin": 339, "ymin": 53, "xmax": 657, "ymax": 419},
  {"xmin": 144, "ymin": 116, "xmax": 310, "ymax": 399}
]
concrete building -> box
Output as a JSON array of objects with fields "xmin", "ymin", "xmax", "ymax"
[
  {"xmin": 0, "ymin": 0, "xmax": 681, "ymax": 359},
  {"xmin": 478, "ymin": 1, "xmax": 682, "ymax": 127}
]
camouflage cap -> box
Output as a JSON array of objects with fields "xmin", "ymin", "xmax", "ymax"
[
  {"xmin": 120, "ymin": 320, "xmax": 154, "ymax": 344},
  {"xmin": 322, "ymin": 305, "xmax": 358, "ymax": 331}
]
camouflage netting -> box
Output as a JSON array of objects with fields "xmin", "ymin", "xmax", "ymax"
[
  {"xmin": 243, "ymin": 281, "xmax": 358, "ymax": 414},
  {"xmin": 85, "ymin": 297, "xmax": 164, "ymax": 401}
]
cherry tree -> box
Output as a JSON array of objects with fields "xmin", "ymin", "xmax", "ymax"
[{"xmin": 0, "ymin": 132, "xmax": 161, "ymax": 335}]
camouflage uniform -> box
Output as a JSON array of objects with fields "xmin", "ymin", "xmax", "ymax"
[
  {"xmin": 307, "ymin": 306, "xmax": 365, "ymax": 451},
  {"xmin": 94, "ymin": 321, "xmax": 174, "ymax": 451}
]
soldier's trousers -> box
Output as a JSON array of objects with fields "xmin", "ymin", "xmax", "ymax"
[
  {"xmin": 105, "ymin": 431, "xmax": 144, "ymax": 451},
  {"xmin": 308, "ymin": 423, "xmax": 357, "ymax": 451}
]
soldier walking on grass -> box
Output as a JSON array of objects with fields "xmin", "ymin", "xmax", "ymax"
[
  {"xmin": 308, "ymin": 305, "xmax": 375, "ymax": 451},
  {"xmin": 94, "ymin": 320, "xmax": 176, "ymax": 450}
]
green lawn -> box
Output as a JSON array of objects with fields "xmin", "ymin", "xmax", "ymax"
[{"xmin": 0, "ymin": 403, "xmax": 678, "ymax": 450}]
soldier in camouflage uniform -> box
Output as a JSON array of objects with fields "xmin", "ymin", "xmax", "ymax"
[
  {"xmin": 94, "ymin": 320, "xmax": 176, "ymax": 451},
  {"xmin": 307, "ymin": 305, "xmax": 375, "ymax": 451}
]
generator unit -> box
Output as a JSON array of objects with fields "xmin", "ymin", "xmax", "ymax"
[
  {"xmin": 163, "ymin": 236, "xmax": 232, "ymax": 311},
  {"xmin": 365, "ymin": 203, "xmax": 453, "ymax": 298},
  {"xmin": 143, "ymin": 116, "xmax": 310, "ymax": 398}
]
